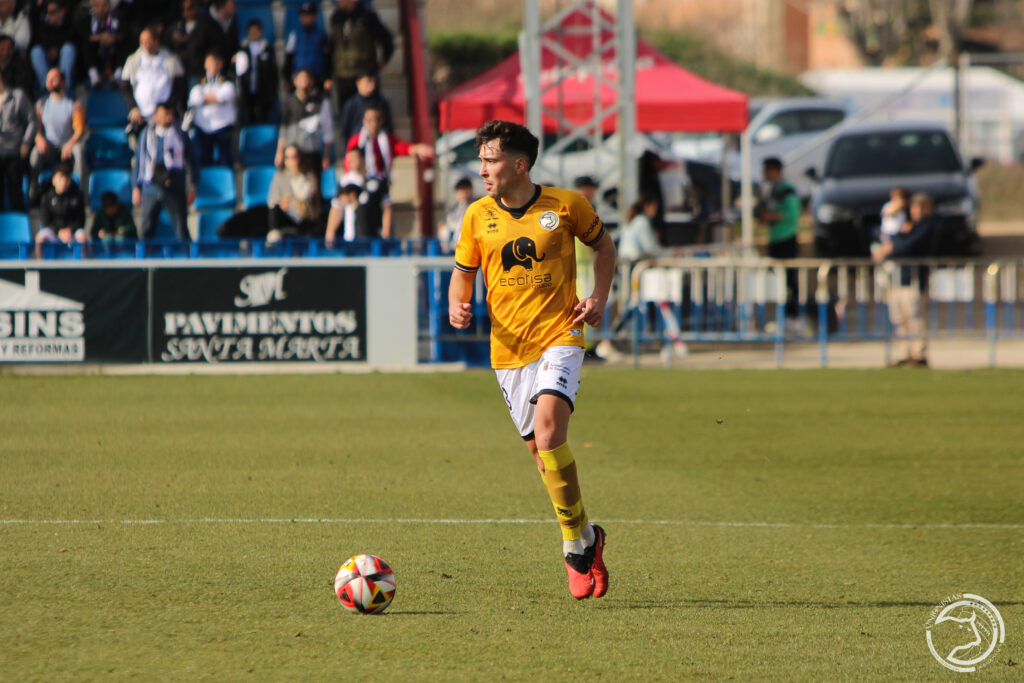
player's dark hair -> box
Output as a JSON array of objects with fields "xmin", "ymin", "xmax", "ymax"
[{"xmin": 475, "ymin": 120, "xmax": 539, "ymax": 170}]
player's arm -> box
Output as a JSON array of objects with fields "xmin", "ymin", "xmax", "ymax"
[
  {"xmin": 448, "ymin": 268, "xmax": 476, "ymax": 330},
  {"xmin": 572, "ymin": 230, "xmax": 616, "ymax": 327}
]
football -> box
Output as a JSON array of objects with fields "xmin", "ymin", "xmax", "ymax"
[{"xmin": 334, "ymin": 554, "xmax": 396, "ymax": 614}]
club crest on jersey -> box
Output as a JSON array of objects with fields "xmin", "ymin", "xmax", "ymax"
[
  {"xmin": 501, "ymin": 236, "xmax": 546, "ymax": 272},
  {"xmin": 538, "ymin": 211, "xmax": 560, "ymax": 231}
]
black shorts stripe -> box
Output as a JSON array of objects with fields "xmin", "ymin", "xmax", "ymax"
[{"xmin": 530, "ymin": 389, "xmax": 575, "ymax": 413}]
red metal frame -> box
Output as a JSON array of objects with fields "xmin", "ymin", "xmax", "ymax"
[{"xmin": 399, "ymin": 0, "xmax": 435, "ymax": 236}]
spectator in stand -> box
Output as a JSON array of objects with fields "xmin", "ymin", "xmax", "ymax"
[
  {"xmin": 334, "ymin": 145, "xmax": 385, "ymax": 236},
  {"xmin": 275, "ymin": 68, "xmax": 333, "ymax": 171},
  {"xmin": 0, "ymin": 34, "xmax": 33, "ymax": 96},
  {"xmin": 29, "ymin": 67, "xmax": 83, "ymax": 204},
  {"xmin": 326, "ymin": 0, "xmax": 392, "ymax": 126},
  {"xmin": 77, "ymin": 0, "xmax": 128, "ymax": 88},
  {"xmin": 617, "ymin": 193, "xmax": 665, "ymax": 262},
  {"xmin": 283, "ymin": 2, "xmax": 327, "ymax": 86},
  {"xmin": 756, "ymin": 156, "xmax": 801, "ymax": 321},
  {"xmin": 437, "ymin": 176, "xmax": 473, "ymax": 250},
  {"xmin": 267, "ymin": 143, "xmax": 322, "ymax": 240},
  {"xmin": 28, "ymin": 0, "xmax": 75, "ymax": 96},
  {"xmin": 337, "ymin": 71, "xmax": 391, "ymax": 145},
  {"xmin": 877, "ymin": 186, "xmax": 911, "ymax": 244},
  {"xmin": 132, "ymin": 101, "xmax": 198, "ymax": 241},
  {"xmin": 325, "ymin": 181, "xmax": 368, "ymax": 244},
  {"xmin": 872, "ymin": 192, "xmax": 936, "ymax": 368},
  {"xmin": 236, "ymin": 18, "xmax": 277, "ymax": 125},
  {"xmin": 0, "ymin": 67, "xmax": 36, "ymax": 211},
  {"xmin": 167, "ymin": 0, "xmax": 200, "ymax": 70},
  {"xmin": 187, "ymin": 51, "xmax": 236, "ymax": 166},
  {"xmin": 34, "ymin": 162, "xmax": 85, "ymax": 250},
  {"xmin": 90, "ymin": 189, "xmax": 137, "ymax": 241},
  {"xmin": 188, "ymin": 0, "xmax": 238, "ymax": 78},
  {"xmin": 0, "ymin": 0, "xmax": 30, "ymax": 55},
  {"xmin": 121, "ymin": 26, "xmax": 186, "ymax": 129},
  {"xmin": 345, "ymin": 103, "xmax": 432, "ymax": 238}
]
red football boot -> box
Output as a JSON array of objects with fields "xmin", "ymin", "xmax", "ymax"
[
  {"xmin": 590, "ymin": 525, "xmax": 608, "ymax": 598},
  {"xmin": 564, "ymin": 550, "xmax": 595, "ymax": 599}
]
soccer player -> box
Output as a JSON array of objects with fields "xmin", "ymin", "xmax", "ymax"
[{"xmin": 447, "ymin": 120, "xmax": 616, "ymax": 599}]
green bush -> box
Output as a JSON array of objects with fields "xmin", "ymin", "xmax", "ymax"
[{"xmin": 429, "ymin": 32, "xmax": 519, "ymax": 93}]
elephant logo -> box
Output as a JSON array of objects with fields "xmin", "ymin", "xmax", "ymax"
[{"xmin": 501, "ymin": 237, "xmax": 546, "ymax": 272}]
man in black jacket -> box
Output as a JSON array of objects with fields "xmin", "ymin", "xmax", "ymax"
[
  {"xmin": 34, "ymin": 162, "xmax": 86, "ymax": 248},
  {"xmin": 237, "ymin": 17, "xmax": 277, "ymax": 125},
  {"xmin": 188, "ymin": 0, "xmax": 239, "ymax": 78},
  {"xmin": 873, "ymin": 192, "xmax": 937, "ymax": 367},
  {"xmin": 326, "ymin": 0, "xmax": 392, "ymax": 128}
]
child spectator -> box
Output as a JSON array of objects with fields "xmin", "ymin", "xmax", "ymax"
[
  {"xmin": 878, "ymin": 187, "xmax": 911, "ymax": 242},
  {"xmin": 337, "ymin": 71, "xmax": 391, "ymax": 144},
  {"xmin": 35, "ymin": 162, "xmax": 85, "ymax": 247},
  {"xmin": 283, "ymin": 2, "xmax": 327, "ymax": 85},
  {"xmin": 187, "ymin": 51, "xmax": 237, "ymax": 166},
  {"xmin": 325, "ymin": 181, "xmax": 365, "ymax": 244},
  {"xmin": 90, "ymin": 190, "xmax": 137, "ymax": 241},
  {"xmin": 437, "ymin": 176, "xmax": 473, "ymax": 249},
  {"xmin": 236, "ymin": 18, "xmax": 277, "ymax": 125}
]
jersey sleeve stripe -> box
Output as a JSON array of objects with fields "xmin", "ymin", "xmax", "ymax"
[
  {"xmin": 454, "ymin": 262, "xmax": 479, "ymax": 273},
  {"xmin": 582, "ymin": 226, "xmax": 606, "ymax": 247}
]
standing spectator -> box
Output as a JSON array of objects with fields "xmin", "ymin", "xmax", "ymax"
[
  {"xmin": 0, "ymin": 34, "xmax": 33, "ymax": 96},
  {"xmin": 77, "ymin": 0, "xmax": 129, "ymax": 88},
  {"xmin": 878, "ymin": 186, "xmax": 911, "ymax": 244},
  {"xmin": 188, "ymin": 0, "xmax": 238, "ymax": 78},
  {"xmin": 617, "ymin": 194, "xmax": 665, "ymax": 262},
  {"xmin": 437, "ymin": 176, "xmax": 473, "ymax": 250},
  {"xmin": 756, "ymin": 156, "xmax": 801, "ymax": 320},
  {"xmin": 89, "ymin": 189, "xmax": 137, "ymax": 241},
  {"xmin": 132, "ymin": 101, "xmax": 198, "ymax": 241},
  {"xmin": 0, "ymin": 0, "xmax": 30, "ymax": 54},
  {"xmin": 337, "ymin": 71, "xmax": 391, "ymax": 144},
  {"xmin": 283, "ymin": 2, "xmax": 327, "ymax": 85},
  {"xmin": 29, "ymin": 68, "xmax": 83, "ymax": 204},
  {"xmin": 275, "ymin": 68, "xmax": 333, "ymax": 171},
  {"xmin": 28, "ymin": 0, "xmax": 75, "ymax": 96},
  {"xmin": 344, "ymin": 103, "xmax": 432, "ymax": 238},
  {"xmin": 167, "ymin": 0, "xmax": 200, "ymax": 69},
  {"xmin": 872, "ymin": 192, "xmax": 936, "ymax": 368},
  {"xmin": 34, "ymin": 161, "xmax": 85, "ymax": 249},
  {"xmin": 121, "ymin": 26, "xmax": 186, "ymax": 128},
  {"xmin": 326, "ymin": 0, "xmax": 392, "ymax": 124},
  {"xmin": 0, "ymin": 67, "xmax": 36, "ymax": 211},
  {"xmin": 187, "ymin": 51, "xmax": 236, "ymax": 166},
  {"xmin": 267, "ymin": 143, "xmax": 322, "ymax": 240},
  {"xmin": 236, "ymin": 18, "xmax": 277, "ymax": 125}
]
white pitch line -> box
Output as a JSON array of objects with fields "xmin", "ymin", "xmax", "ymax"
[{"xmin": 1, "ymin": 518, "xmax": 1022, "ymax": 529}]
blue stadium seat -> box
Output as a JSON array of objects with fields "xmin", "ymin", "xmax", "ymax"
[
  {"xmin": 321, "ymin": 167, "xmax": 337, "ymax": 200},
  {"xmin": 235, "ymin": 5, "xmax": 275, "ymax": 42},
  {"xmin": 0, "ymin": 212, "xmax": 30, "ymax": 243},
  {"xmin": 86, "ymin": 89, "xmax": 129, "ymax": 128},
  {"xmin": 192, "ymin": 166, "xmax": 237, "ymax": 210},
  {"xmin": 242, "ymin": 165, "xmax": 275, "ymax": 209},
  {"xmin": 85, "ymin": 126, "xmax": 133, "ymax": 169},
  {"xmin": 88, "ymin": 169, "xmax": 132, "ymax": 211},
  {"xmin": 238, "ymin": 124, "xmax": 278, "ymax": 166},
  {"xmin": 197, "ymin": 208, "xmax": 235, "ymax": 241}
]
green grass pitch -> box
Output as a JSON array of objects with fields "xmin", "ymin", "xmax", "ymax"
[{"xmin": 1, "ymin": 369, "xmax": 1022, "ymax": 679}]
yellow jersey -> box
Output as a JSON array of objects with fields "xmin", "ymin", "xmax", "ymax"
[{"xmin": 454, "ymin": 184, "xmax": 605, "ymax": 368}]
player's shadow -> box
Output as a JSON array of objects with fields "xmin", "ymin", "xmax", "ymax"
[{"xmin": 601, "ymin": 598, "xmax": 1024, "ymax": 610}]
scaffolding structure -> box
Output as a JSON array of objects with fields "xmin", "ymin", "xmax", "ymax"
[{"xmin": 520, "ymin": 0, "xmax": 638, "ymax": 224}]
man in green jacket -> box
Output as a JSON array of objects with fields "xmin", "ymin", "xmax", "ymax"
[{"xmin": 757, "ymin": 157, "xmax": 802, "ymax": 319}]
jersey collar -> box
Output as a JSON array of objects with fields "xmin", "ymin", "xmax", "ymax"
[{"xmin": 496, "ymin": 184, "xmax": 541, "ymax": 219}]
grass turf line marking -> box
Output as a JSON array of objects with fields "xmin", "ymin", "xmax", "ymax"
[{"xmin": 1, "ymin": 518, "xmax": 1022, "ymax": 529}]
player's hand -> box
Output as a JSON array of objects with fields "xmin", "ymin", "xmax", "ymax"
[
  {"xmin": 572, "ymin": 296, "xmax": 605, "ymax": 327},
  {"xmin": 449, "ymin": 302, "xmax": 472, "ymax": 329}
]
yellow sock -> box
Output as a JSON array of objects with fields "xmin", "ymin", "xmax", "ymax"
[{"xmin": 537, "ymin": 442, "xmax": 588, "ymax": 541}]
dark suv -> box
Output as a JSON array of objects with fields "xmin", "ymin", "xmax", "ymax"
[{"xmin": 808, "ymin": 121, "xmax": 983, "ymax": 257}]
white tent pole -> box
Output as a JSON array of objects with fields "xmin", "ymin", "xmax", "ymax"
[{"xmin": 740, "ymin": 128, "xmax": 754, "ymax": 255}]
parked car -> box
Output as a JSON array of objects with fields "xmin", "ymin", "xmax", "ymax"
[
  {"xmin": 727, "ymin": 97, "xmax": 850, "ymax": 201},
  {"xmin": 807, "ymin": 121, "xmax": 983, "ymax": 257}
]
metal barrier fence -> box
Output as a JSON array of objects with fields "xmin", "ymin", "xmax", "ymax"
[{"xmin": 417, "ymin": 256, "xmax": 1024, "ymax": 368}]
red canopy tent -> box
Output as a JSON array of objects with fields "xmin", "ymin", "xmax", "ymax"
[{"xmin": 437, "ymin": 12, "xmax": 748, "ymax": 134}]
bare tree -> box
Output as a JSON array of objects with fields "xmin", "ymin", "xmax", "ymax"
[
  {"xmin": 929, "ymin": 0, "xmax": 974, "ymax": 58},
  {"xmin": 834, "ymin": 0, "xmax": 924, "ymax": 66}
]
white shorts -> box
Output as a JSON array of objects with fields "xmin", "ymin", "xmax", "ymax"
[{"xmin": 494, "ymin": 345, "xmax": 585, "ymax": 439}]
